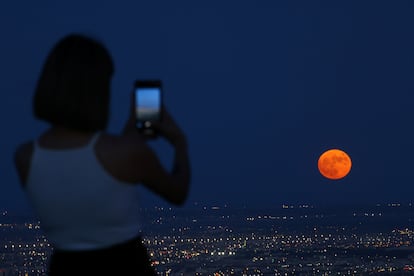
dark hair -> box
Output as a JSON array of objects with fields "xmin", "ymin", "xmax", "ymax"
[{"xmin": 33, "ymin": 33, "xmax": 114, "ymax": 131}]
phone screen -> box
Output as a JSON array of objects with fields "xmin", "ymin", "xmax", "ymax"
[{"xmin": 135, "ymin": 84, "xmax": 161, "ymax": 130}]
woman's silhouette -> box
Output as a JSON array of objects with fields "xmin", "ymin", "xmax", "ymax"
[{"xmin": 13, "ymin": 34, "xmax": 191, "ymax": 275}]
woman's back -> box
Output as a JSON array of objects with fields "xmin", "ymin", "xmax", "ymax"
[
  {"xmin": 24, "ymin": 130, "xmax": 143, "ymax": 251},
  {"xmin": 15, "ymin": 129, "xmax": 160, "ymax": 274}
]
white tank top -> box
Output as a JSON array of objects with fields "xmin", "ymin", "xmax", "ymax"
[{"xmin": 25, "ymin": 132, "xmax": 142, "ymax": 250}]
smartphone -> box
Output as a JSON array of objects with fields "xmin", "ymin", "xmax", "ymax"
[{"xmin": 134, "ymin": 80, "xmax": 162, "ymax": 136}]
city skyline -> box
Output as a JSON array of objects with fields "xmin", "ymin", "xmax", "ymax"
[{"xmin": 1, "ymin": 203, "xmax": 414, "ymax": 275}]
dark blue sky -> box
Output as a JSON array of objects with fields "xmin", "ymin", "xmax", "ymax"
[{"xmin": 2, "ymin": 1, "xmax": 414, "ymax": 212}]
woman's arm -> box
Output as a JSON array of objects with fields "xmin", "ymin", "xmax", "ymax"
[
  {"xmin": 135, "ymin": 136, "xmax": 190, "ymax": 206},
  {"xmin": 136, "ymin": 108, "xmax": 191, "ymax": 206},
  {"xmin": 121, "ymin": 90, "xmax": 191, "ymax": 205}
]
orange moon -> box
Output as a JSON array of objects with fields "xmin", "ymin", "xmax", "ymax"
[{"xmin": 318, "ymin": 149, "xmax": 352, "ymax": 180}]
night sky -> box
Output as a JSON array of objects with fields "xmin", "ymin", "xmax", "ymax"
[{"xmin": 2, "ymin": 1, "xmax": 414, "ymax": 213}]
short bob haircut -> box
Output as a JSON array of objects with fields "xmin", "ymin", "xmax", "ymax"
[{"xmin": 33, "ymin": 33, "xmax": 114, "ymax": 132}]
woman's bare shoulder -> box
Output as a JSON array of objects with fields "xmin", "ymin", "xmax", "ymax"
[
  {"xmin": 14, "ymin": 141, "xmax": 34, "ymax": 187},
  {"xmin": 95, "ymin": 132, "xmax": 150, "ymax": 184},
  {"xmin": 98, "ymin": 132, "xmax": 148, "ymax": 152},
  {"xmin": 15, "ymin": 141, "xmax": 34, "ymax": 157}
]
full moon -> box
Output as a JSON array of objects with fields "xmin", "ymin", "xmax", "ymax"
[{"xmin": 318, "ymin": 149, "xmax": 352, "ymax": 180}]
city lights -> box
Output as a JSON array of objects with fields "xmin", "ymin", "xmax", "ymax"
[{"xmin": 1, "ymin": 203, "xmax": 414, "ymax": 275}]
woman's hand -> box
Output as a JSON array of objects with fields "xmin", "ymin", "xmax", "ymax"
[
  {"xmin": 122, "ymin": 89, "xmax": 186, "ymax": 147},
  {"xmin": 122, "ymin": 89, "xmax": 151, "ymax": 141},
  {"xmin": 151, "ymin": 107, "xmax": 187, "ymax": 148}
]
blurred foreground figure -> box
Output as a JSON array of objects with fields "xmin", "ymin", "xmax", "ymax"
[{"xmin": 14, "ymin": 34, "xmax": 191, "ymax": 275}]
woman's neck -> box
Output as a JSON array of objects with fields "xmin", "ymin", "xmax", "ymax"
[{"xmin": 47, "ymin": 126, "xmax": 95, "ymax": 137}]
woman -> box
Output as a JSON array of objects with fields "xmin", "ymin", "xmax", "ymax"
[{"xmin": 13, "ymin": 34, "xmax": 191, "ymax": 275}]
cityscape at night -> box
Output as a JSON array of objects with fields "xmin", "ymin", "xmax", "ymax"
[
  {"xmin": 3, "ymin": 2, "xmax": 414, "ymax": 274},
  {"xmin": 1, "ymin": 203, "xmax": 414, "ymax": 275}
]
